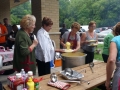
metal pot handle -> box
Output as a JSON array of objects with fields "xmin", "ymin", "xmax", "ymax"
[
  {"xmin": 61, "ymin": 56, "xmax": 65, "ymax": 61},
  {"xmin": 84, "ymin": 54, "xmax": 87, "ymax": 57}
]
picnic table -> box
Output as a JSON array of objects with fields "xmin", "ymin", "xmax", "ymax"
[{"xmin": 3, "ymin": 61, "xmax": 107, "ymax": 90}]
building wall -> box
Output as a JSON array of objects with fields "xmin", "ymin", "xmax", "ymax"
[
  {"xmin": 0, "ymin": 0, "xmax": 10, "ymax": 24},
  {"xmin": 32, "ymin": 0, "xmax": 60, "ymax": 48},
  {"xmin": 41, "ymin": 0, "xmax": 59, "ymax": 32},
  {"xmin": 31, "ymin": 0, "xmax": 42, "ymax": 34}
]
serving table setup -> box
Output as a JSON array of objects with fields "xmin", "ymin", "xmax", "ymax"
[
  {"xmin": 3, "ymin": 42, "xmax": 108, "ymax": 90},
  {"xmin": 3, "ymin": 61, "xmax": 108, "ymax": 90}
]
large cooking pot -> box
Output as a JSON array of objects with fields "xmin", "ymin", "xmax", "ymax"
[{"xmin": 61, "ymin": 52, "xmax": 87, "ymax": 70}]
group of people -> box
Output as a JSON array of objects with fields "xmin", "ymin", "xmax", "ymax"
[
  {"xmin": 60, "ymin": 21, "xmax": 97, "ymax": 64},
  {"xmin": 13, "ymin": 14, "xmax": 97, "ymax": 77},
  {"xmin": 1, "ymin": 14, "xmax": 120, "ymax": 90},
  {"xmin": 0, "ymin": 18, "xmax": 18, "ymax": 49},
  {"xmin": 60, "ymin": 21, "xmax": 120, "ymax": 90},
  {"xmin": 13, "ymin": 15, "xmax": 63, "ymax": 76},
  {"xmin": 104, "ymin": 22, "xmax": 120, "ymax": 90}
]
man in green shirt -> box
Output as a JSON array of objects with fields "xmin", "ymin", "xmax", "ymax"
[{"xmin": 102, "ymin": 28, "xmax": 115, "ymax": 63}]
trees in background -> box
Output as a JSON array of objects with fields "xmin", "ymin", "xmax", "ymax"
[
  {"xmin": 11, "ymin": 0, "xmax": 120, "ymax": 28},
  {"xmin": 59, "ymin": 0, "xmax": 120, "ymax": 28},
  {"xmin": 10, "ymin": 1, "xmax": 31, "ymax": 25}
]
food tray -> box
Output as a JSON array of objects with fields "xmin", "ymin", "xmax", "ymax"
[{"xmin": 60, "ymin": 70, "xmax": 84, "ymax": 80}]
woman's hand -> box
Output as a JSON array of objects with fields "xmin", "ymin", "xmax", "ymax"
[
  {"xmin": 72, "ymin": 49, "xmax": 77, "ymax": 53},
  {"xmin": 105, "ymin": 81, "xmax": 111, "ymax": 90},
  {"xmin": 32, "ymin": 39, "xmax": 38, "ymax": 47},
  {"xmin": 55, "ymin": 49, "xmax": 64, "ymax": 53},
  {"xmin": 84, "ymin": 40, "xmax": 90, "ymax": 44},
  {"xmin": 63, "ymin": 44, "xmax": 66, "ymax": 49}
]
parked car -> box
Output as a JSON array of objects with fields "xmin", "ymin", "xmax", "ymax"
[
  {"xmin": 101, "ymin": 27, "xmax": 108, "ymax": 31},
  {"xmin": 79, "ymin": 28, "xmax": 85, "ymax": 32},
  {"xmin": 97, "ymin": 29, "xmax": 112, "ymax": 38},
  {"xmin": 81, "ymin": 25, "xmax": 88, "ymax": 31},
  {"xmin": 95, "ymin": 28, "xmax": 101, "ymax": 33}
]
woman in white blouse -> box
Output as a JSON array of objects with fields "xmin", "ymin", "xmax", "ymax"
[{"xmin": 35, "ymin": 17, "xmax": 62, "ymax": 76}]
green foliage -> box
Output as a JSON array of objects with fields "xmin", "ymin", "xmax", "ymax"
[
  {"xmin": 10, "ymin": 1, "xmax": 31, "ymax": 25},
  {"xmin": 59, "ymin": 0, "xmax": 120, "ymax": 28}
]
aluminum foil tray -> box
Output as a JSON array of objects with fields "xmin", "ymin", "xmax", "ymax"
[{"xmin": 60, "ymin": 70, "xmax": 84, "ymax": 80}]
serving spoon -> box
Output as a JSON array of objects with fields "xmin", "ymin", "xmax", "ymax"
[{"xmin": 89, "ymin": 62, "xmax": 94, "ymax": 73}]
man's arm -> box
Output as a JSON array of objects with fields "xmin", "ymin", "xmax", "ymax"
[{"xmin": 1, "ymin": 25, "xmax": 8, "ymax": 36}]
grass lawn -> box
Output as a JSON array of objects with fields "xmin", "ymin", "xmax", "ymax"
[{"xmin": 94, "ymin": 44, "xmax": 104, "ymax": 61}]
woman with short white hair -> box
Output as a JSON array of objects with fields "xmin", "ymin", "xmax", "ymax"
[{"xmin": 13, "ymin": 14, "xmax": 38, "ymax": 75}]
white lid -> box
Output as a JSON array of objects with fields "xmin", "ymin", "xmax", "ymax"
[
  {"xmin": 16, "ymin": 73, "xmax": 22, "ymax": 78},
  {"xmin": 21, "ymin": 69, "xmax": 24, "ymax": 71},
  {"xmin": 28, "ymin": 71, "xmax": 33, "ymax": 75}
]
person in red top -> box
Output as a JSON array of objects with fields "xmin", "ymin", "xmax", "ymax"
[{"xmin": 0, "ymin": 22, "xmax": 8, "ymax": 46}]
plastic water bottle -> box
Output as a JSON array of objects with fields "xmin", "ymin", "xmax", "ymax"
[
  {"xmin": 12, "ymin": 45, "xmax": 14, "ymax": 50},
  {"xmin": 20, "ymin": 69, "xmax": 26, "ymax": 77}
]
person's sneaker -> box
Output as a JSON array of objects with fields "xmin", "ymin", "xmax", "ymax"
[{"xmin": 0, "ymin": 71, "xmax": 5, "ymax": 75}]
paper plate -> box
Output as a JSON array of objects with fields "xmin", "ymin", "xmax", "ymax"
[
  {"xmin": 64, "ymin": 49, "xmax": 73, "ymax": 53},
  {"xmin": 87, "ymin": 40, "xmax": 97, "ymax": 42}
]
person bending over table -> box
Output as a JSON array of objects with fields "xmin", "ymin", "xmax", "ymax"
[
  {"xmin": 60, "ymin": 22, "xmax": 80, "ymax": 52},
  {"xmin": 13, "ymin": 14, "xmax": 38, "ymax": 75}
]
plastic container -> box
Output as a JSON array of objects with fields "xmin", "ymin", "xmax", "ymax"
[
  {"xmin": 13, "ymin": 73, "xmax": 24, "ymax": 90},
  {"xmin": 20, "ymin": 69, "xmax": 26, "ymax": 77},
  {"xmin": 55, "ymin": 58, "xmax": 62, "ymax": 67}
]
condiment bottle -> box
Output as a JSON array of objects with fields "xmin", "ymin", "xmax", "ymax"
[
  {"xmin": 13, "ymin": 73, "xmax": 24, "ymax": 90},
  {"xmin": 33, "ymin": 78, "xmax": 39, "ymax": 90},
  {"xmin": 27, "ymin": 77, "xmax": 34, "ymax": 90},
  {"xmin": 25, "ymin": 71, "xmax": 33, "ymax": 88}
]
